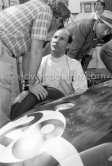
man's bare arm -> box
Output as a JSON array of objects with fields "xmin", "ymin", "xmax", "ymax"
[
  {"xmin": 28, "ymin": 39, "xmax": 44, "ymax": 85},
  {"xmin": 22, "ymin": 52, "xmax": 30, "ymax": 80}
]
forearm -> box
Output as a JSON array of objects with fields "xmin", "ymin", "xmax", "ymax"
[
  {"xmin": 28, "ymin": 51, "xmax": 42, "ymax": 85},
  {"xmin": 28, "ymin": 40, "xmax": 43, "ymax": 85},
  {"xmin": 22, "ymin": 52, "xmax": 30, "ymax": 79}
]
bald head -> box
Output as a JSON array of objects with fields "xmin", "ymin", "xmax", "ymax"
[{"xmin": 51, "ymin": 29, "xmax": 72, "ymax": 57}]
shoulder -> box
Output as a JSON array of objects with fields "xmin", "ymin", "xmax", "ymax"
[
  {"xmin": 39, "ymin": 55, "xmax": 50, "ymax": 69},
  {"xmin": 67, "ymin": 56, "xmax": 84, "ymax": 74},
  {"xmin": 42, "ymin": 3, "xmax": 52, "ymax": 13},
  {"xmin": 42, "ymin": 54, "xmax": 50, "ymax": 62},
  {"xmin": 39, "ymin": 3, "xmax": 52, "ymax": 16},
  {"xmin": 67, "ymin": 56, "xmax": 81, "ymax": 67},
  {"xmin": 30, "ymin": 0, "xmax": 52, "ymax": 15},
  {"xmin": 77, "ymin": 19, "xmax": 94, "ymax": 36},
  {"xmin": 38, "ymin": 3, "xmax": 52, "ymax": 21}
]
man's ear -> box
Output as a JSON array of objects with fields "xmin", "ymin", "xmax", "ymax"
[
  {"xmin": 65, "ymin": 43, "xmax": 71, "ymax": 54},
  {"xmin": 57, "ymin": 17, "xmax": 64, "ymax": 27},
  {"xmin": 66, "ymin": 42, "xmax": 71, "ymax": 51}
]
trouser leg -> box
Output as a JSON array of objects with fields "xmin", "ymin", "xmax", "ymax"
[
  {"xmin": 0, "ymin": 41, "xmax": 14, "ymax": 128},
  {"xmin": 0, "ymin": 62, "xmax": 13, "ymax": 128},
  {"xmin": 0, "ymin": 83, "xmax": 11, "ymax": 127},
  {"xmin": 100, "ymin": 40, "xmax": 112, "ymax": 74},
  {"xmin": 80, "ymin": 143, "xmax": 112, "ymax": 166},
  {"xmin": 10, "ymin": 87, "xmax": 65, "ymax": 120}
]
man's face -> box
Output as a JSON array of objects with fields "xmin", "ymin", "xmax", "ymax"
[
  {"xmin": 95, "ymin": 2, "xmax": 103, "ymax": 11},
  {"xmin": 51, "ymin": 30, "xmax": 69, "ymax": 56},
  {"xmin": 95, "ymin": 21, "xmax": 111, "ymax": 39}
]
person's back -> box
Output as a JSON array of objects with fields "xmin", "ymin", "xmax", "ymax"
[{"xmin": 65, "ymin": 19, "xmax": 95, "ymax": 60}]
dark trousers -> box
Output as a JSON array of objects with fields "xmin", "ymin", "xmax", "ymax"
[
  {"xmin": 10, "ymin": 87, "xmax": 64, "ymax": 120},
  {"xmin": 100, "ymin": 40, "xmax": 112, "ymax": 74}
]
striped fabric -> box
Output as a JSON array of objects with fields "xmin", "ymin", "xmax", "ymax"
[{"xmin": 0, "ymin": 0, "xmax": 52, "ymax": 57}]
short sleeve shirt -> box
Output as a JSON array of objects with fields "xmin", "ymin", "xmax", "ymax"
[{"xmin": 0, "ymin": 0, "xmax": 52, "ymax": 57}]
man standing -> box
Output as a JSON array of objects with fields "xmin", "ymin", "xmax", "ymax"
[
  {"xmin": 65, "ymin": 10, "xmax": 112, "ymax": 71},
  {"xmin": 0, "ymin": 0, "xmax": 70, "ymax": 127}
]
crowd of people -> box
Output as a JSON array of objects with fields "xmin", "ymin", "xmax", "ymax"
[{"xmin": 0, "ymin": 0, "xmax": 112, "ymax": 166}]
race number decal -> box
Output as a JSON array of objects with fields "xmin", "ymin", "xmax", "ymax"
[
  {"xmin": 0, "ymin": 110, "xmax": 83, "ymax": 166},
  {"xmin": 0, "ymin": 111, "xmax": 65, "ymax": 163}
]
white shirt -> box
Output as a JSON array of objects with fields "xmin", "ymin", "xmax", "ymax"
[
  {"xmin": 37, "ymin": 54, "xmax": 88, "ymax": 95},
  {"xmin": 91, "ymin": 12, "xmax": 98, "ymax": 20},
  {"xmin": 91, "ymin": 11, "xmax": 104, "ymax": 20}
]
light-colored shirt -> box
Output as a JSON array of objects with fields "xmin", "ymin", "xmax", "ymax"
[
  {"xmin": 0, "ymin": 0, "xmax": 52, "ymax": 57},
  {"xmin": 91, "ymin": 12, "xmax": 99, "ymax": 20},
  {"xmin": 91, "ymin": 10, "xmax": 104, "ymax": 20},
  {"xmin": 37, "ymin": 54, "xmax": 88, "ymax": 95}
]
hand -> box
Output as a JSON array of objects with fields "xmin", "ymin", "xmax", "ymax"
[
  {"xmin": 13, "ymin": 91, "xmax": 29, "ymax": 104},
  {"xmin": 29, "ymin": 83, "xmax": 48, "ymax": 101}
]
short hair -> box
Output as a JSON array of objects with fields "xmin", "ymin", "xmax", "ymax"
[
  {"xmin": 96, "ymin": 0, "xmax": 105, "ymax": 8},
  {"xmin": 48, "ymin": 0, "xmax": 71, "ymax": 22}
]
